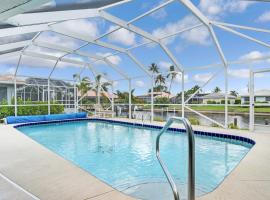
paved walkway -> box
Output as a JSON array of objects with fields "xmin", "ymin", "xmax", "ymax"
[{"xmin": 0, "ymin": 125, "xmax": 134, "ymax": 200}]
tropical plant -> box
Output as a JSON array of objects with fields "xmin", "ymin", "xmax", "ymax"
[
  {"xmin": 155, "ymin": 74, "xmax": 166, "ymax": 86},
  {"xmin": 115, "ymin": 89, "xmax": 145, "ymax": 104},
  {"xmin": 148, "ymin": 63, "xmax": 159, "ymax": 75},
  {"xmin": 176, "ymin": 85, "xmax": 201, "ymax": 102},
  {"xmin": 95, "ymin": 74, "xmax": 111, "ymax": 103},
  {"xmin": 167, "ymin": 65, "xmax": 177, "ymax": 97},
  {"xmin": 76, "ymin": 76, "xmax": 92, "ymax": 97},
  {"xmin": 213, "ymin": 87, "xmax": 221, "ymax": 93},
  {"xmin": 230, "ymin": 90, "xmax": 238, "ymax": 97}
]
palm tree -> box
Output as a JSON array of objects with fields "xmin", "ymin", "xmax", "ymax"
[
  {"xmin": 148, "ymin": 63, "xmax": 159, "ymax": 75},
  {"xmin": 213, "ymin": 87, "xmax": 221, "ymax": 93},
  {"xmin": 230, "ymin": 90, "xmax": 238, "ymax": 97},
  {"xmin": 115, "ymin": 89, "xmax": 136, "ymax": 103},
  {"xmin": 77, "ymin": 76, "xmax": 91, "ymax": 96},
  {"xmin": 155, "ymin": 74, "xmax": 166, "ymax": 86},
  {"xmin": 93, "ymin": 74, "xmax": 111, "ymax": 104},
  {"xmin": 166, "ymin": 65, "xmax": 177, "ymax": 97}
]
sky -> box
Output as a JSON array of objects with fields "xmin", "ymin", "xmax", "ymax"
[{"xmin": 1, "ymin": 0, "xmax": 270, "ymax": 95}]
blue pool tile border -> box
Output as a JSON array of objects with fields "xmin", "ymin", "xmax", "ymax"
[{"xmin": 14, "ymin": 118, "xmax": 255, "ymax": 146}]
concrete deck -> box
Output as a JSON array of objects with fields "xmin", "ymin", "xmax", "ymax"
[
  {"xmin": 0, "ymin": 125, "xmax": 134, "ymax": 200},
  {"xmin": 0, "ymin": 118, "xmax": 269, "ymax": 200}
]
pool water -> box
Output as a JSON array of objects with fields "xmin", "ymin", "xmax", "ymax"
[{"xmin": 17, "ymin": 120, "xmax": 252, "ymax": 200}]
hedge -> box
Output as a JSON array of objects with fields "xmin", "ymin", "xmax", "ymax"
[{"xmin": 0, "ymin": 98, "xmax": 64, "ymax": 119}]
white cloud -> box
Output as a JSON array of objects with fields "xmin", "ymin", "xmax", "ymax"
[
  {"xmin": 36, "ymin": 32, "xmax": 79, "ymax": 49},
  {"xmin": 107, "ymin": 25, "xmax": 136, "ymax": 46},
  {"xmin": 150, "ymin": 0, "xmax": 168, "ymax": 20},
  {"xmin": 96, "ymin": 52, "xmax": 122, "ymax": 65},
  {"xmin": 193, "ymin": 73, "xmax": 213, "ymax": 82},
  {"xmin": 239, "ymin": 51, "xmax": 270, "ymax": 63},
  {"xmin": 151, "ymin": 8, "xmax": 167, "ymax": 20},
  {"xmin": 135, "ymin": 80, "xmax": 145, "ymax": 87},
  {"xmin": 4, "ymin": 67, "xmax": 16, "ymax": 75},
  {"xmin": 54, "ymin": 19, "xmax": 100, "ymax": 38},
  {"xmin": 175, "ymin": 73, "xmax": 189, "ymax": 83},
  {"xmin": 159, "ymin": 61, "xmax": 172, "ymax": 69},
  {"xmin": 199, "ymin": 0, "xmax": 255, "ymax": 19},
  {"xmin": 153, "ymin": 15, "xmax": 210, "ymax": 45},
  {"xmin": 257, "ymin": 11, "xmax": 270, "ymax": 23},
  {"xmin": 228, "ymin": 69, "xmax": 264, "ymax": 78}
]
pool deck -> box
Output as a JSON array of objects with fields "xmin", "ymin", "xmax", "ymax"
[{"xmin": 0, "ymin": 117, "xmax": 269, "ymax": 200}]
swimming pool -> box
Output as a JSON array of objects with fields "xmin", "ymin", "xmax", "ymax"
[{"xmin": 16, "ymin": 119, "xmax": 254, "ymax": 200}]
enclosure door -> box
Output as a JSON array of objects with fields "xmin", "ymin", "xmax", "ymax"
[{"xmin": 250, "ymin": 69, "xmax": 270, "ymax": 132}]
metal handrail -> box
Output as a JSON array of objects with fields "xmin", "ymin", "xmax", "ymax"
[{"xmin": 156, "ymin": 117, "xmax": 195, "ymax": 200}]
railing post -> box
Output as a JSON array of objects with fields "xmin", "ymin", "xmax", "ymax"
[
  {"xmin": 14, "ymin": 77, "xmax": 17, "ymax": 116},
  {"xmin": 156, "ymin": 117, "xmax": 195, "ymax": 200},
  {"xmin": 128, "ymin": 79, "xmax": 132, "ymax": 119},
  {"xmin": 181, "ymin": 71, "xmax": 185, "ymax": 118},
  {"xmin": 112, "ymin": 81, "xmax": 115, "ymax": 117},
  {"xmin": 151, "ymin": 75, "xmax": 154, "ymax": 122},
  {"xmin": 48, "ymin": 79, "xmax": 50, "ymax": 115},
  {"xmin": 249, "ymin": 70, "xmax": 254, "ymax": 131}
]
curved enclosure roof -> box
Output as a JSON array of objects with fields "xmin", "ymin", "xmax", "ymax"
[{"xmin": 0, "ymin": 0, "xmax": 270, "ymax": 95}]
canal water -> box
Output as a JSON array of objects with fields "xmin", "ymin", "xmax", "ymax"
[{"xmin": 119, "ymin": 110, "xmax": 270, "ymax": 129}]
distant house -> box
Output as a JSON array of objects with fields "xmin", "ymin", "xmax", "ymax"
[
  {"xmin": 241, "ymin": 89, "xmax": 270, "ymax": 104},
  {"xmin": 170, "ymin": 93, "xmax": 209, "ymax": 104},
  {"xmin": 137, "ymin": 92, "xmax": 173, "ymax": 103},
  {"xmin": 78, "ymin": 90, "xmax": 118, "ymax": 101},
  {"xmin": 201, "ymin": 93, "xmax": 236, "ymax": 104},
  {"xmin": 0, "ymin": 76, "xmax": 75, "ymax": 104},
  {"xmin": 0, "ymin": 75, "xmax": 25, "ymax": 104}
]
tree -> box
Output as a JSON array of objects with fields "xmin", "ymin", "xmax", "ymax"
[
  {"xmin": 77, "ymin": 76, "xmax": 92, "ymax": 97},
  {"xmin": 155, "ymin": 74, "xmax": 166, "ymax": 86},
  {"xmin": 167, "ymin": 65, "xmax": 177, "ymax": 97},
  {"xmin": 148, "ymin": 63, "xmax": 159, "ymax": 75},
  {"xmin": 93, "ymin": 74, "xmax": 111, "ymax": 103},
  {"xmin": 230, "ymin": 90, "xmax": 238, "ymax": 97},
  {"xmin": 115, "ymin": 89, "xmax": 145, "ymax": 104},
  {"xmin": 213, "ymin": 87, "xmax": 221, "ymax": 93}
]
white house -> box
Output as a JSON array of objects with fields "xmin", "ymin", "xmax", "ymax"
[
  {"xmin": 137, "ymin": 92, "xmax": 173, "ymax": 103},
  {"xmin": 201, "ymin": 93, "xmax": 236, "ymax": 104},
  {"xmin": 241, "ymin": 89, "xmax": 270, "ymax": 104},
  {"xmin": 0, "ymin": 76, "xmax": 25, "ymax": 104}
]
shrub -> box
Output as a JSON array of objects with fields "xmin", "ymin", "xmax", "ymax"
[
  {"xmin": 154, "ymin": 97, "xmax": 170, "ymax": 108},
  {"xmin": 0, "ymin": 99, "xmax": 64, "ymax": 119},
  {"xmin": 221, "ymin": 100, "xmax": 231, "ymax": 104},
  {"xmin": 207, "ymin": 100, "xmax": 216, "ymax": 104},
  {"xmin": 154, "ymin": 116, "xmax": 165, "ymax": 122},
  {"xmin": 234, "ymin": 99, "xmax": 241, "ymax": 104},
  {"xmin": 188, "ymin": 117, "xmax": 200, "ymax": 125},
  {"xmin": 228, "ymin": 123, "xmax": 239, "ymax": 129},
  {"xmin": 211, "ymin": 123, "xmax": 222, "ymax": 128}
]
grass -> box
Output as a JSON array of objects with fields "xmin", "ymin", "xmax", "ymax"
[
  {"xmin": 189, "ymin": 105, "xmax": 270, "ymax": 113},
  {"xmin": 137, "ymin": 104, "xmax": 270, "ymax": 113}
]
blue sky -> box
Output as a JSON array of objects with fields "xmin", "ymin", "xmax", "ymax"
[{"xmin": 1, "ymin": 0, "xmax": 270, "ymax": 95}]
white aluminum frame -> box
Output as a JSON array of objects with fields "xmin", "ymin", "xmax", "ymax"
[{"xmin": 0, "ymin": 0, "xmax": 269, "ymax": 129}]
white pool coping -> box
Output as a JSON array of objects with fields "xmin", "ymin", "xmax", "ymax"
[{"xmin": 0, "ymin": 117, "xmax": 269, "ymax": 200}]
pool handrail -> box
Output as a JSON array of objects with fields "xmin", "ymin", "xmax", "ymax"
[{"xmin": 156, "ymin": 117, "xmax": 195, "ymax": 200}]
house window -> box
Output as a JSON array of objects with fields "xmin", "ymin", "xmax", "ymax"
[{"xmin": 0, "ymin": 87, "xmax": 7, "ymax": 102}]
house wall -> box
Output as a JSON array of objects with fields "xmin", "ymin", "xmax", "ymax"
[
  {"xmin": 202, "ymin": 98, "xmax": 235, "ymax": 104},
  {"xmin": 0, "ymin": 85, "xmax": 14, "ymax": 104},
  {"xmin": 241, "ymin": 96, "xmax": 270, "ymax": 104}
]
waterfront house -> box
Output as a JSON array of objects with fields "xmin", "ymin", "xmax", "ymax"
[
  {"xmin": 0, "ymin": 75, "xmax": 25, "ymax": 104},
  {"xmin": 201, "ymin": 92, "xmax": 236, "ymax": 104},
  {"xmin": 241, "ymin": 89, "xmax": 270, "ymax": 104},
  {"xmin": 137, "ymin": 92, "xmax": 173, "ymax": 103}
]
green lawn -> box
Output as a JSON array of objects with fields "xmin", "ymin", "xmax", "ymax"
[
  {"xmin": 138, "ymin": 105, "xmax": 270, "ymax": 113},
  {"xmin": 189, "ymin": 105, "xmax": 270, "ymax": 113}
]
